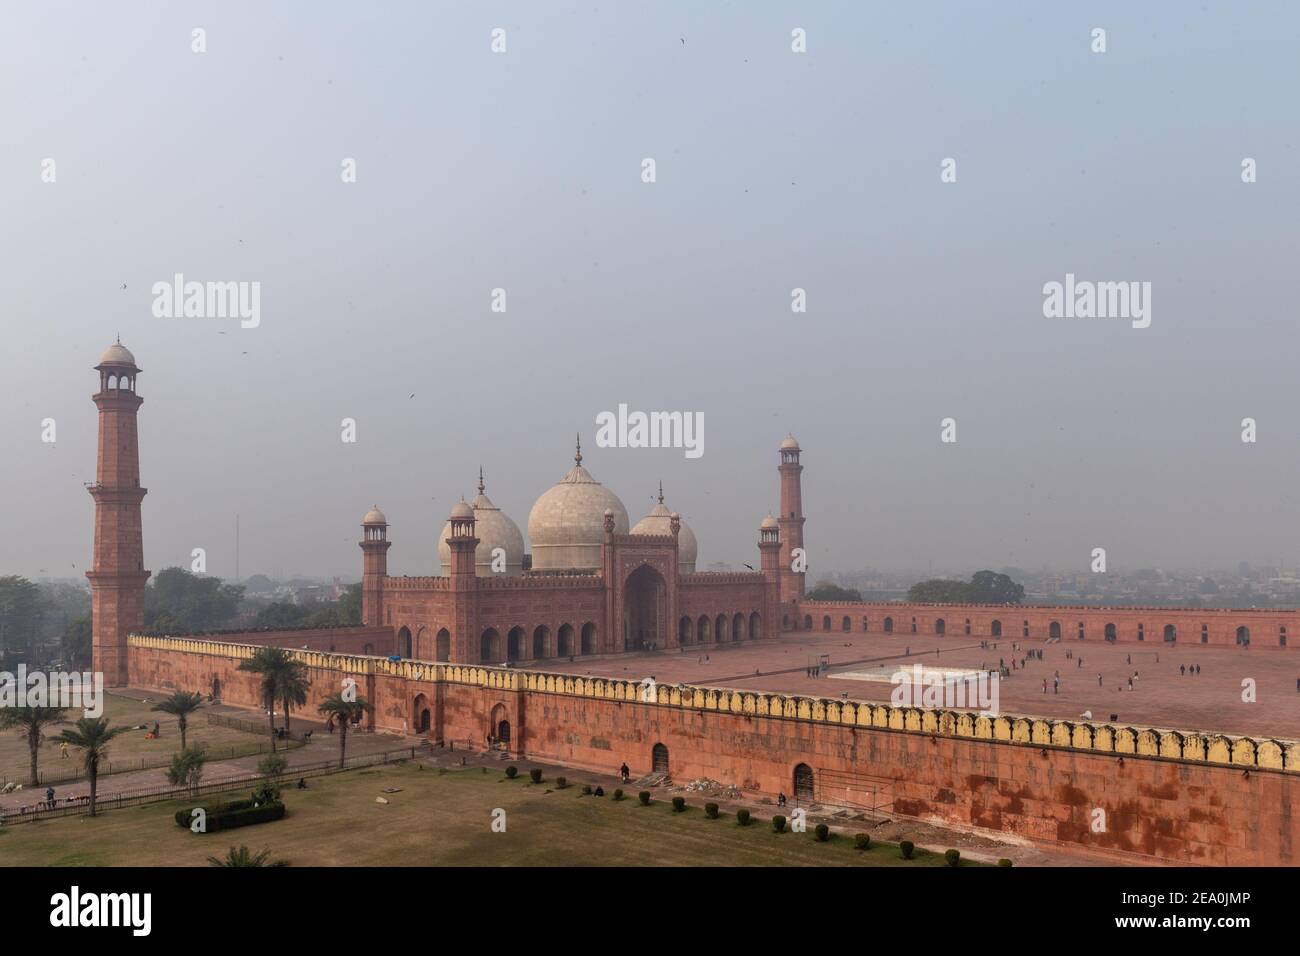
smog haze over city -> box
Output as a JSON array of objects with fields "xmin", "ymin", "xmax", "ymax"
[{"xmin": 3, "ymin": 1, "xmax": 1298, "ymax": 589}]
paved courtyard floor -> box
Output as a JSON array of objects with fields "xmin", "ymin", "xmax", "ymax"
[{"xmin": 540, "ymin": 630, "xmax": 1300, "ymax": 739}]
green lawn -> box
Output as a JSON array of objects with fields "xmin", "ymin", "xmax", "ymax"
[
  {"xmin": 0, "ymin": 693, "xmax": 289, "ymax": 786},
  {"xmin": 0, "ymin": 762, "xmax": 972, "ymax": 867}
]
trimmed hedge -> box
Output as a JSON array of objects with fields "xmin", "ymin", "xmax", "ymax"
[
  {"xmin": 175, "ymin": 798, "xmax": 285, "ymax": 834},
  {"xmin": 704, "ymin": 803, "xmax": 719, "ymax": 819},
  {"xmin": 945, "ymin": 849, "xmax": 961, "ymax": 867},
  {"xmin": 736, "ymin": 809, "xmax": 751, "ymax": 826},
  {"xmin": 529, "ymin": 768, "xmax": 543, "ymax": 784},
  {"xmin": 900, "ymin": 840, "xmax": 915, "ymax": 859},
  {"xmin": 854, "ymin": 833, "xmax": 871, "ymax": 851},
  {"xmin": 505, "ymin": 766, "xmax": 518, "ymax": 779},
  {"xmin": 638, "ymin": 791, "xmax": 651, "ymax": 806},
  {"xmin": 772, "ymin": 815, "xmax": 786, "ymax": 833},
  {"xmin": 671, "ymin": 796, "xmax": 686, "ymax": 813},
  {"xmin": 814, "ymin": 823, "xmax": 830, "ymax": 842}
]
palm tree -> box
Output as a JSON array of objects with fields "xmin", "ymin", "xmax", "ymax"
[
  {"xmin": 317, "ymin": 693, "xmax": 372, "ymax": 768},
  {"xmin": 206, "ymin": 845, "xmax": 290, "ymax": 867},
  {"xmin": 0, "ymin": 705, "xmax": 67, "ymax": 786},
  {"xmin": 56, "ymin": 716, "xmax": 128, "ymax": 816},
  {"xmin": 277, "ymin": 662, "xmax": 310, "ymax": 737},
  {"xmin": 150, "ymin": 690, "xmax": 204, "ymax": 749},
  {"xmin": 238, "ymin": 647, "xmax": 292, "ymax": 751}
]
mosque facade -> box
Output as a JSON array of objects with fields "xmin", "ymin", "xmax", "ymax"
[{"xmin": 87, "ymin": 341, "xmax": 804, "ymax": 678}]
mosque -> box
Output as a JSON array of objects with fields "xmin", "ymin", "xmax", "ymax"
[
  {"xmin": 88, "ymin": 340, "xmax": 806, "ymax": 677},
  {"xmin": 363, "ymin": 430, "xmax": 803, "ymax": 665},
  {"xmin": 89, "ymin": 341, "xmax": 1300, "ymax": 864}
]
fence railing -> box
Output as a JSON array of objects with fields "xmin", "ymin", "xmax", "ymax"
[{"xmin": 0, "ymin": 746, "xmax": 418, "ymax": 825}]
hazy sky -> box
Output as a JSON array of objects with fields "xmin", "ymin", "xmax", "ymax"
[{"xmin": 3, "ymin": 1, "xmax": 1299, "ymax": 583}]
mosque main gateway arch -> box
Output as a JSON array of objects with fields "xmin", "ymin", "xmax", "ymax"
[{"xmin": 623, "ymin": 563, "xmax": 668, "ymax": 651}]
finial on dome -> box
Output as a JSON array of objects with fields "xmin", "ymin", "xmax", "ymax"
[
  {"xmin": 478, "ymin": 466, "xmax": 485, "ymax": 495},
  {"xmin": 657, "ymin": 480, "xmax": 664, "ymax": 505},
  {"xmin": 575, "ymin": 433, "xmax": 583, "ymax": 465}
]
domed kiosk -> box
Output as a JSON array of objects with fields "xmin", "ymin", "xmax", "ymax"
[{"xmin": 438, "ymin": 469, "xmax": 526, "ymax": 576}]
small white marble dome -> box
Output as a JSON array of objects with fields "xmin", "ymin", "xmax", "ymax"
[
  {"xmin": 362, "ymin": 505, "xmax": 387, "ymax": 526},
  {"xmin": 760, "ymin": 513, "xmax": 779, "ymax": 531},
  {"xmin": 98, "ymin": 340, "xmax": 137, "ymax": 367},
  {"xmin": 449, "ymin": 499, "xmax": 474, "ymax": 520},
  {"xmin": 439, "ymin": 471, "xmax": 526, "ymax": 577},
  {"xmin": 631, "ymin": 483, "xmax": 697, "ymax": 572},
  {"xmin": 780, "ymin": 434, "xmax": 800, "ymax": 451},
  {"xmin": 528, "ymin": 441, "xmax": 629, "ymax": 571}
]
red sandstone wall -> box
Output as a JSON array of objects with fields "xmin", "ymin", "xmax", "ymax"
[
  {"xmin": 793, "ymin": 601, "xmax": 1299, "ymax": 649},
  {"xmin": 127, "ymin": 642, "xmax": 1298, "ymax": 865},
  {"xmin": 442, "ymin": 687, "xmax": 1297, "ymax": 866},
  {"xmin": 155, "ymin": 626, "xmax": 395, "ymax": 656}
]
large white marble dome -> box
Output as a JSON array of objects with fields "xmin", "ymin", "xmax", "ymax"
[
  {"xmin": 630, "ymin": 484, "xmax": 698, "ymax": 572},
  {"xmin": 527, "ymin": 444, "xmax": 629, "ymax": 571},
  {"xmin": 438, "ymin": 472, "xmax": 526, "ymax": 576}
]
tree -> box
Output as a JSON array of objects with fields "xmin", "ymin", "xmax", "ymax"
[
  {"xmin": 56, "ymin": 716, "xmax": 128, "ymax": 816},
  {"xmin": 252, "ymin": 602, "xmax": 310, "ymax": 629},
  {"xmin": 907, "ymin": 579, "xmax": 972, "ymax": 603},
  {"xmin": 61, "ymin": 617, "xmax": 92, "ymax": 669},
  {"xmin": 206, "ymin": 845, "xmax": 290, "ymax": 867},
  {"xmin": 151, "ymin": 690, "xmax": 204, "ymax": 749},
  {"xmin": 277, "ymin": 662, "xmax": 310, "ymax": 737},
  {"xmin": 806, "ymin": 582, "xmax": 862, "ymax": 602},
  {"xmin": 907, "ymin": 571, "xmax": 1025, "ymax": 605},
  {"xmin": 967, "ymin": 571, "xmax": 1025, "ymax": 604},
  {"xmin": 317, "ymin": 693, "xmax": 372, "ymax": 768},
  {"xmin": 0, "ymin": 705, "xmax": 67, "ymax": 786},
  {"xmin": 165, "ymin": 745, "xmax": 206, "ymax": 793},
  {"xmin": 238, "ymin": 647, "xmax": 291, "ymax": 752},
  {"xmin": 144, "ymin": 567, "xmax": 244, "ymax": 634},
  {"xmin": 0, "ymin": 576, "xmax": 46, "ymax": 662}
]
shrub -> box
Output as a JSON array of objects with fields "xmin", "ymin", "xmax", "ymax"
[
  {"xmin": 705, "ymin": 803, "xmax": 719, "ymax": 819},
  {"xmin": 505, "ymin": 766, "xmax": 518, "ymax": 779},
  {"xmin": 736, "ymin": 809, "xmax": 751, "ymax": 826},
  {"xmin": 251, "ymin": 780, "xmax": 280, "ymax": 805},
  {"xmin": 998, "ymin": 858, "xmax": 1014, "ymax": 868},
  {"xmin": 945, "ymin": 849, "xmax": 961, "ymax": 867},
  {"xmin": 772, "ymin": 815, "xmax": 786, "ymax": 833},
  {"xmin": 814, "ymin": 823, "xmax": 830, "ymax": 842},
  {"xmin": 529, "ymin": 768, "xmax": 542, "ymax": 784},
  {"xmin": 854, "ymin": 833, "xmax": 871, "ymax": 851},
  {"xmin": 582, "ymin": 784, "xmax": 593, "ymax": 795},
  {"xmin": 671, "ymin": 796, "xmax": 686, "ymax": 813},
  {"xmin": 594, "ymin": 786, "xmax": 604, "ymax": 797},
  {"xmin": 613, "ymin": 788, "xmax": 624, "ymax": 801},
  {"xmin": 555, "ymin": 776, "xmax": 567, "ymax": 789},
  {"xmin": 638, "ymin": 791, "xmax": 651, "ymax": 806},
  {"xmin": 900, "ymin": 840, "xmax": 915, "ymax": 859},
  {"xmin": 175, "ymin": 799, "xmax": 285, "ymax": 834}
]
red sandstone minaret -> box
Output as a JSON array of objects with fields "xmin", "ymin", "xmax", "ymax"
[
  {"xmin": 758, "ymin": 514, "xmax": 783, "ymax": 634},
  {"xmin": 360, "ymin": 505, "xmax": 390, "ymax": 626},
  {"xmin": 777, "ymin": 435, "xmax": 806, "ymax": 604},
  {"xmin": 447, "ymin": 500, "xmax": 480, "ymax": 661},
  {"xmin": 87, "ymin": 339, "xmax": 150, "ymax": 687}
]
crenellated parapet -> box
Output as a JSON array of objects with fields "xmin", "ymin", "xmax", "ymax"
[
  {"xmin": 385, "ymin": 576, "xmax": 452, "ymax": 591},
  {"xmin": 127, "ymin": 634, "xmax": 1299, "ymax": 773},
  {"xmin": 680, "ymin": 571, "xmax": 766, "ymax": 586}
]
